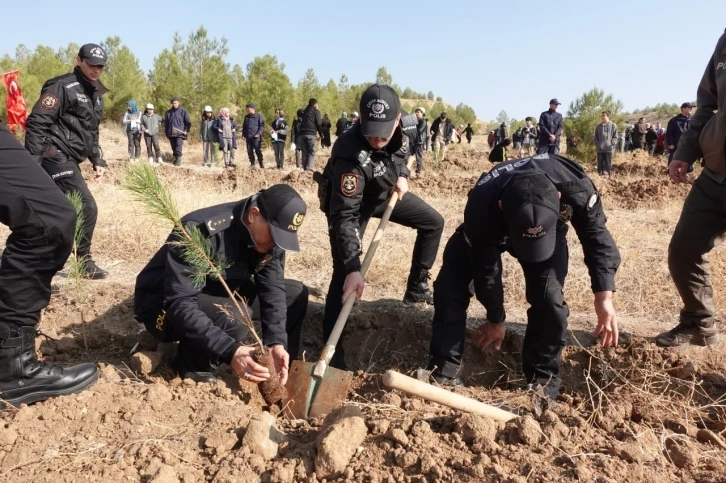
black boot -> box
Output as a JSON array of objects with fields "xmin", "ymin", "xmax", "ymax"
[
  {"xmin": 173, "ymin": 156, "xmax": 181, "ymax": 167},
  {"xmin": 81, "ymin": 258, "xmax": 108, "ymax": 280},
  {"xmin": 0, "ymin": 326, "xmax": 98, "ymax": 408},
  {"xmin": 403, "ymin": 269, "xmax": 434, "ymax": 305},
  {"xmin": 172, "ymin": 347, "xmax": 217, "ymax": 383}
]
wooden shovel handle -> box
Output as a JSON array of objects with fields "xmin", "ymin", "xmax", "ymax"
[{"xmin": 382, "ymin": 370, "xmax": 517, "ymax": 422}]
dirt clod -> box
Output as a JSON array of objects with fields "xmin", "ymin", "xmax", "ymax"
[
  {"xmin": 665, "ymin": 439, "xmax": 699, "ymax": 469},
  {"xmin": 130, "ymin": 350, "xmax": 164, "ymax": 375},
  {"xmin": 385, "ymin": 428, "xmax": 409, "ymax": 447},
  {"xmin": 315, "ymin": 406, "xmax": 367, "ymax": 479},
  {"xmin": 149, "ymin": 464, "xmax": 179, "ymax": 483},
  {"xmin": 242, "ymin": 411, "xmax": 285, "ymax": 461},
  {"xmin": 145, "ymin": 383, "xmax": 173, "ymax": 410},
  {"xmin": 380, "ymin": 392, "xmax": 402, "ymax": 408},
  {"xmin": 456, "ymin": 413, "xmax": 497, "ymax": 444},
  {"xmin": 513, "ymin": 416, "xmax": 542, "ymax": 445}
]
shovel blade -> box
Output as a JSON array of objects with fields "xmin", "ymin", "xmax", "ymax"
[{"xmin": 283, "ymin": 360, "xmax": 353, "ymax": 420}]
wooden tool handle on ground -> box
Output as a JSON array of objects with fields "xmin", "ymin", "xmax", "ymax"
[{"xmin": 382, "ymin": 370, "xmax": 517, "ymax": 422}]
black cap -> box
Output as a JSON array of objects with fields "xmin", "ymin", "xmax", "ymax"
[
  {"xmin": 246, "ymin": 102, "xmax": 256, "ymax": 109},
  {"xmin": 170, "ymin": 97, "xmax": 179, "ymax": 103},
  {"xmin": 549, "ymin": 98, "xmax": 561, "ymax": 105},
  {"xmin": 257, "ymin": 184, "xmax": 307, "ymax": 252},
  {"xmin": 359, "ymin": 84, "xmax": 401, "ymax": 138},
  {"xmin": 500, "ymin": 174, "xmax": 559, "ymax": 263},
  {"xmin": 78, "ymin": 43, "xmax": 107, "ymax": 66},
  {"xmin": 681, "ymin": 102, "xmax": 693, "ymax": 109}
]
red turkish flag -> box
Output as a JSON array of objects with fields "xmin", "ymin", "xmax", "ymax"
[{"xmin": 2, "ymin": 70, "xmax": 28, "ymax": 132}]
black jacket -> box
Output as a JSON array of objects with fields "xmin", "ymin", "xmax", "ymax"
[
  {"xmin": 322, "ymin": 124, "xmax": 411, "ymax": 274},
  {"xmin": 645, "ymin": 128, "xmax": 658, "ymax": 146},
  {"xmin": 538, "ymin": 109, "xmax": 564, "ymax": 147},
  {"xmin": 25, "ymin": 67, "xmax": 107, "ymax": 167},
  {"xmin": 430, "ymin": 117, "xmax": 454, "ymax": 140},
  {"xmin": 415, "ymin": 117, "xmax": 428, "ymax": 145},
  {"xmin": 300, "ymin": 105, "xmax": 323, "ymax": 136},
  {"xmin": 666, "ymin": 114, "xmax": 691, "ymax": 151},
  {"xmin": 291, "ymin": 118, "xmax": 302, "ymax": 144},
  {"xmin": 488, "ymin": 143, "xmax": 507, "ymax": 163},
  {"xmin": 134, "ymin": 198, "xmax": 289, "ymax": 363},
  {"xmin": 271, "ymin": 117, "xmax": 288, "ymax": 142},
  {"xmin": 464, "ymin": 154, "xmax": 620, "ymax": 324},
  {"xmin": 335, "ymin": 117, "xmax": 348, "ymax": 136}
]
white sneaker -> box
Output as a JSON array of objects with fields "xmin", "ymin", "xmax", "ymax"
[
  {"xmin": 157, "ymin": 157, "xmax": 163, "ymax": 163},
  {"xmin": 148, "ymin": 157, "xmax": 154, "ymax": 164}
]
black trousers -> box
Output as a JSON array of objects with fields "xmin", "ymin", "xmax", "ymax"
[
  {"xmin": 273, "ymin": 142, "xmax": 285, "ymax": 169},
  {"xmin": 246, "ymin": 138, "xmax": 264, "ymax": 167},
  {"xmin": 322, "ymin": 193, "xmax": 444, "ymax": 363},
  {"xmin": 168, "ymin": 280, "xmax": 308, "ymax": 368},
  {"xmin": 414, "ymin": 145, "xmax": 424, "ymax": 174},
  {"xmin": 537, "ymin": 145, "xmax": 560, "ymax": 155},
  {"xmin": 169, "ymin": 137, "xmax": 184, "ymax": 157},
  {"xmin": 144, "ymin": 134, "xmax": 161, "ymax": 158},
  {"xmin": 127, "ymin": 131, "xmax": 141, "ymax": 158},
  {"xmin": 429, "ymin": 227, "xmax": 569, "ymax": 396},
  {"xmin": 597, "ymin": 152, "xmax": 612, "ymax": 175},
  {"xmin": 40, "ymin": 157, "xmax": 97, "ymax": 259},
  {"xmin": 0, "ymin": 125, "xmax": 75, "ymax": 330}
]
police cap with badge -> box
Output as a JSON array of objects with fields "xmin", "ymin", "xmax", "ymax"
[
  {"xmin": 257, "ymin": 184, "xmax": 307, "ymax": 252},
  {"xmin": 78, "ymin": 43, "xmax": 108, "ymax": 66}
]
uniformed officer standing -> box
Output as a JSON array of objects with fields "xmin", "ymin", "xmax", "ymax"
[
  {"xmin": 25, "ymin": 43, "xmax": 109, "ymax": 279},
  {"xmin": 319, "ymin": 84, "xmax": 444, "ymax": 368},
  {"xmin": 428, "ymin": 154, "xmax": 620, "ymax": 395},
  {"xmin": 134, "ymin": 185, "xmax": 309, "ymax": 385},
  {"xmin": 0, "ymin": 124, "xmax": 99, "ymax": 408},
  {"xmin": 659, "ymin": 30, "xmax": 726, "ymax": 347}
]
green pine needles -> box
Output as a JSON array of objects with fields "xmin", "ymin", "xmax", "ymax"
[
  {"xmin": 123, "ymin": 163, "xmax": 264, "ymax": 351},
  {"xmin": 65, "ymin": 191, "xmax": 89, "ymax": 304}
]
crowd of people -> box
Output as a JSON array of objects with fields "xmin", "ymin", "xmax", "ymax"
[{"xmin": 0, "ymin": 31, "xmax": 723, "ymax": 419}]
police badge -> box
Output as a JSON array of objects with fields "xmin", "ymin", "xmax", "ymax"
[{"xmin": 341, "ymin": 173, "xmax": 358, "ymax": 197}]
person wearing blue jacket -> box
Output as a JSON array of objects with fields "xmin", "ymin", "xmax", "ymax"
[
  {"xmin": 243, "ymin": 103, "xmax": 265, "ymax": 168},
  {"xmin": 666, "ymin": 102, "xmax": 693, "ymax": 164},
  {"xmin": 164, "ymin": 97, "xmax": 192, "ymax": 166},
  {"xmin": 538, "ymin": 99, "xmax": 564, "ymax": 155},
  {"xmin": 122, "ymin": 100, "xmax": 143, "ymax": 162}
]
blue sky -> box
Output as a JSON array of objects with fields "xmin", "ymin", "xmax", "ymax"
[{"xmin": 2, "ymin": 0, "xmax": 724, "ymax": 120}]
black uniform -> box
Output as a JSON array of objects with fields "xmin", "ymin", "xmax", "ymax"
[
  {"xmin": 430, "ymin": 154, "xmax": 620, "ymax": 396},
  {"xmin": 319, "ymin": 123, "xmax": 444, "ymax": 366},
  {"xmin": 25, "ymin": 67, "xmax": 107, "ymax": 260},
  {"xmin": 0, "ymin": 123, "xmax": 75, "ymax": 329},
  {"xmin": 134, "ymin": 198, "xmax": 308, "ymax": 369}
]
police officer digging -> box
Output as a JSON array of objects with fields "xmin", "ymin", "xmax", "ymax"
[
  {"xmin": 428, "ymin": 154, "xmax": 620, "ymax": 395},
  {"xmin": 134, "ymin": 185, "xmax": 309, "ymax": 385},
  {"xmin": 25, "ymin": 43, "xmax": 109, "ymax": 279},
  {"xmin": 319, "ymin": 84, "xmax": 444, "ymax": 369},
  {"xmin": 0, "ymin": 124, "xmax": 99, "ymax": 408}
]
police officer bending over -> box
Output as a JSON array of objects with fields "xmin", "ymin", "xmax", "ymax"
[
  {"xmin": 318, "ymin": 84, "xmax": 444, "ymax": 369},
  {"xmin": 134, "ymin": 185, "xmax": 309, "ymax": 385},
  {"xmin": 25, "ymin": 43, "xmax": 109, "ymax": 280},
  {"xmin": 428, "ymin": 154, "xmax": 620, "ymax": 395}
]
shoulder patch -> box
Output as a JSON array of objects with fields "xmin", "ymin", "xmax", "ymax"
[
  {"xmin": 41, "ymin": 94, "xmax": 58, "ymax": 110},
  {"xmin": 341, "ymin": 173, "xmax": 359, "ymax": 197},
  {"xmin": 587, "ymin": 192, "xmax": 599, "ymax": 210},
  {"xmin": 204, "ymin": 213, "xmax": 234, "ymax": 234}
]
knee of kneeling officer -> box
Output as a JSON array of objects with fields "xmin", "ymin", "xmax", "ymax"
[{"xmin": 287, "ymin": 280, "xmax": 309, "ymax": 309}]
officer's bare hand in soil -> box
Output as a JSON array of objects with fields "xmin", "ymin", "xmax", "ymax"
[
  {"xmin": 669, "ymin": 160, "xmax": 690, "ymax": 184},
  {"xmin": 393, "ymin": 176, "xmax": 408, "ymax": 200},
  {"xmin": 342, "ymin": 271, "xmax": 365, "ymax": 302},
  {"xmin": 270, "ymin": 344, "xmax": 290, "ymax": 385},
  {"xmin": 231, "ymin": 345, "xmax": 270, "ymax": 382},
  {"xmin": 594, "ymin": 291, "xmax": 618, "ymax": 347},
  {"xmin": 474, "ymin": 321, "xmax": 506, "ymax": 351}
]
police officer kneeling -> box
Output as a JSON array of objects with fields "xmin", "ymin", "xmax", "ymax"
[
  {"xmin": 318, "ymin": 85, "xmax": 444, "ymax": 369},
  {"xmin": 134, "ymin": 185, "xmax": 309, "ymax": 385},
  {"xmin": 428, "ymin": 154, "xmax": 621, "ymax": 397}
]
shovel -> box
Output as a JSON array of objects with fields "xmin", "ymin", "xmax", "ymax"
[{"xmin": 284, "ymin": 185, "xmax": 403, "ymax": 420}]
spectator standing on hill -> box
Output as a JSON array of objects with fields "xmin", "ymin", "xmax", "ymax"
[
  {"xmin": 488, "ymin": 138, "xmax": 511, "ymax": 163},
  {"xmin": 487, "ymin": 130, "xmax": 496, "ymax": 148},
  {"xmin": 321, "ymin": 114, "xmax": 332, "ymax": 148},
  {"xmin": 538, "ymin": 99, "xmax": 564, "ymax": 155},
  {"xmin": 271, "ymin": 109, "xmax": 288, "ymax": 170},
  {"xmin": 658, "ymin": 32, "xmax": 725, "ymax": 349},
  {"xmin": 520, "ymin": 117, "xmax": 536, "ymax": 156},
  {"xmin": 141, "ymin": 104, "xmax": 162, "ymax": 163},
  {"xmin": 214, "ymin": 107, "xmax": 237, "ymax": 169},
  {"xmin": 25, "ymin": 42, "xmax": 109, "ymax": 280},
  {"xmin": 464, "ymin": 123, "xmax": 474, "ymax": 144},
  {"xmin": 336, "ymin": 111, "xmax": 348, "ymax": 136},
  {"xmin": 122, "ymin": 100, "xmax": 142, "ymax": 162},
  {"xmin": 496, "ymin": 122, "xmax": 508, "ymax": 145},
  {"xmin": 632, "ymin": 117, "xmax": 647, "ymax": 151},
  {"xmin": 512, "ymin": 127, "xmax": 522, "ymax": 152},
  {"xmin": 430, "ymin": 112, "xmax": 454, "ymax": 160},
  {"xmin": 347, "ymin": 111, "xmax": 359, "ymax": 129},
  {"xmin": 457, "ymin": 125, "xmax": 464, "ymax": 144},
  {"xmin": 594, "ymin": 111, "xmax": 618, "ymax": 177},
  {"xmin": 243, "ymin": 103, "xmax": 265, "ymax": 169},
  {"xmin": 666, "ymin": 102, "xmax": 693, "ymax": 163},
  {"xmin": 645, "ymin": 123, "xmax": 658, "ymax": 155},
  {"xmin": 291, "ymin": 109, "xmax": 304, "ymax": 171},
  {"xmin": 655, "ymin": 128, "xmax": 666, "ymax": 156},
  {"xmin": 656, "ymin": 122, "xmax": 665, "ymax": 136},
  {"xmin": 414, "ymin": 107, "xmax": 428, "ymax": 176},
  {"xmin": 299, "ymin": 98, "xmax": 323, "ymax": 171},
  {"xmin": 165, "ymin": 97, "xmax": 191, "ymax": 166},
  {"xmin": 200, "ymin": 106, "xmax": 216, "ymax": 167}
]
